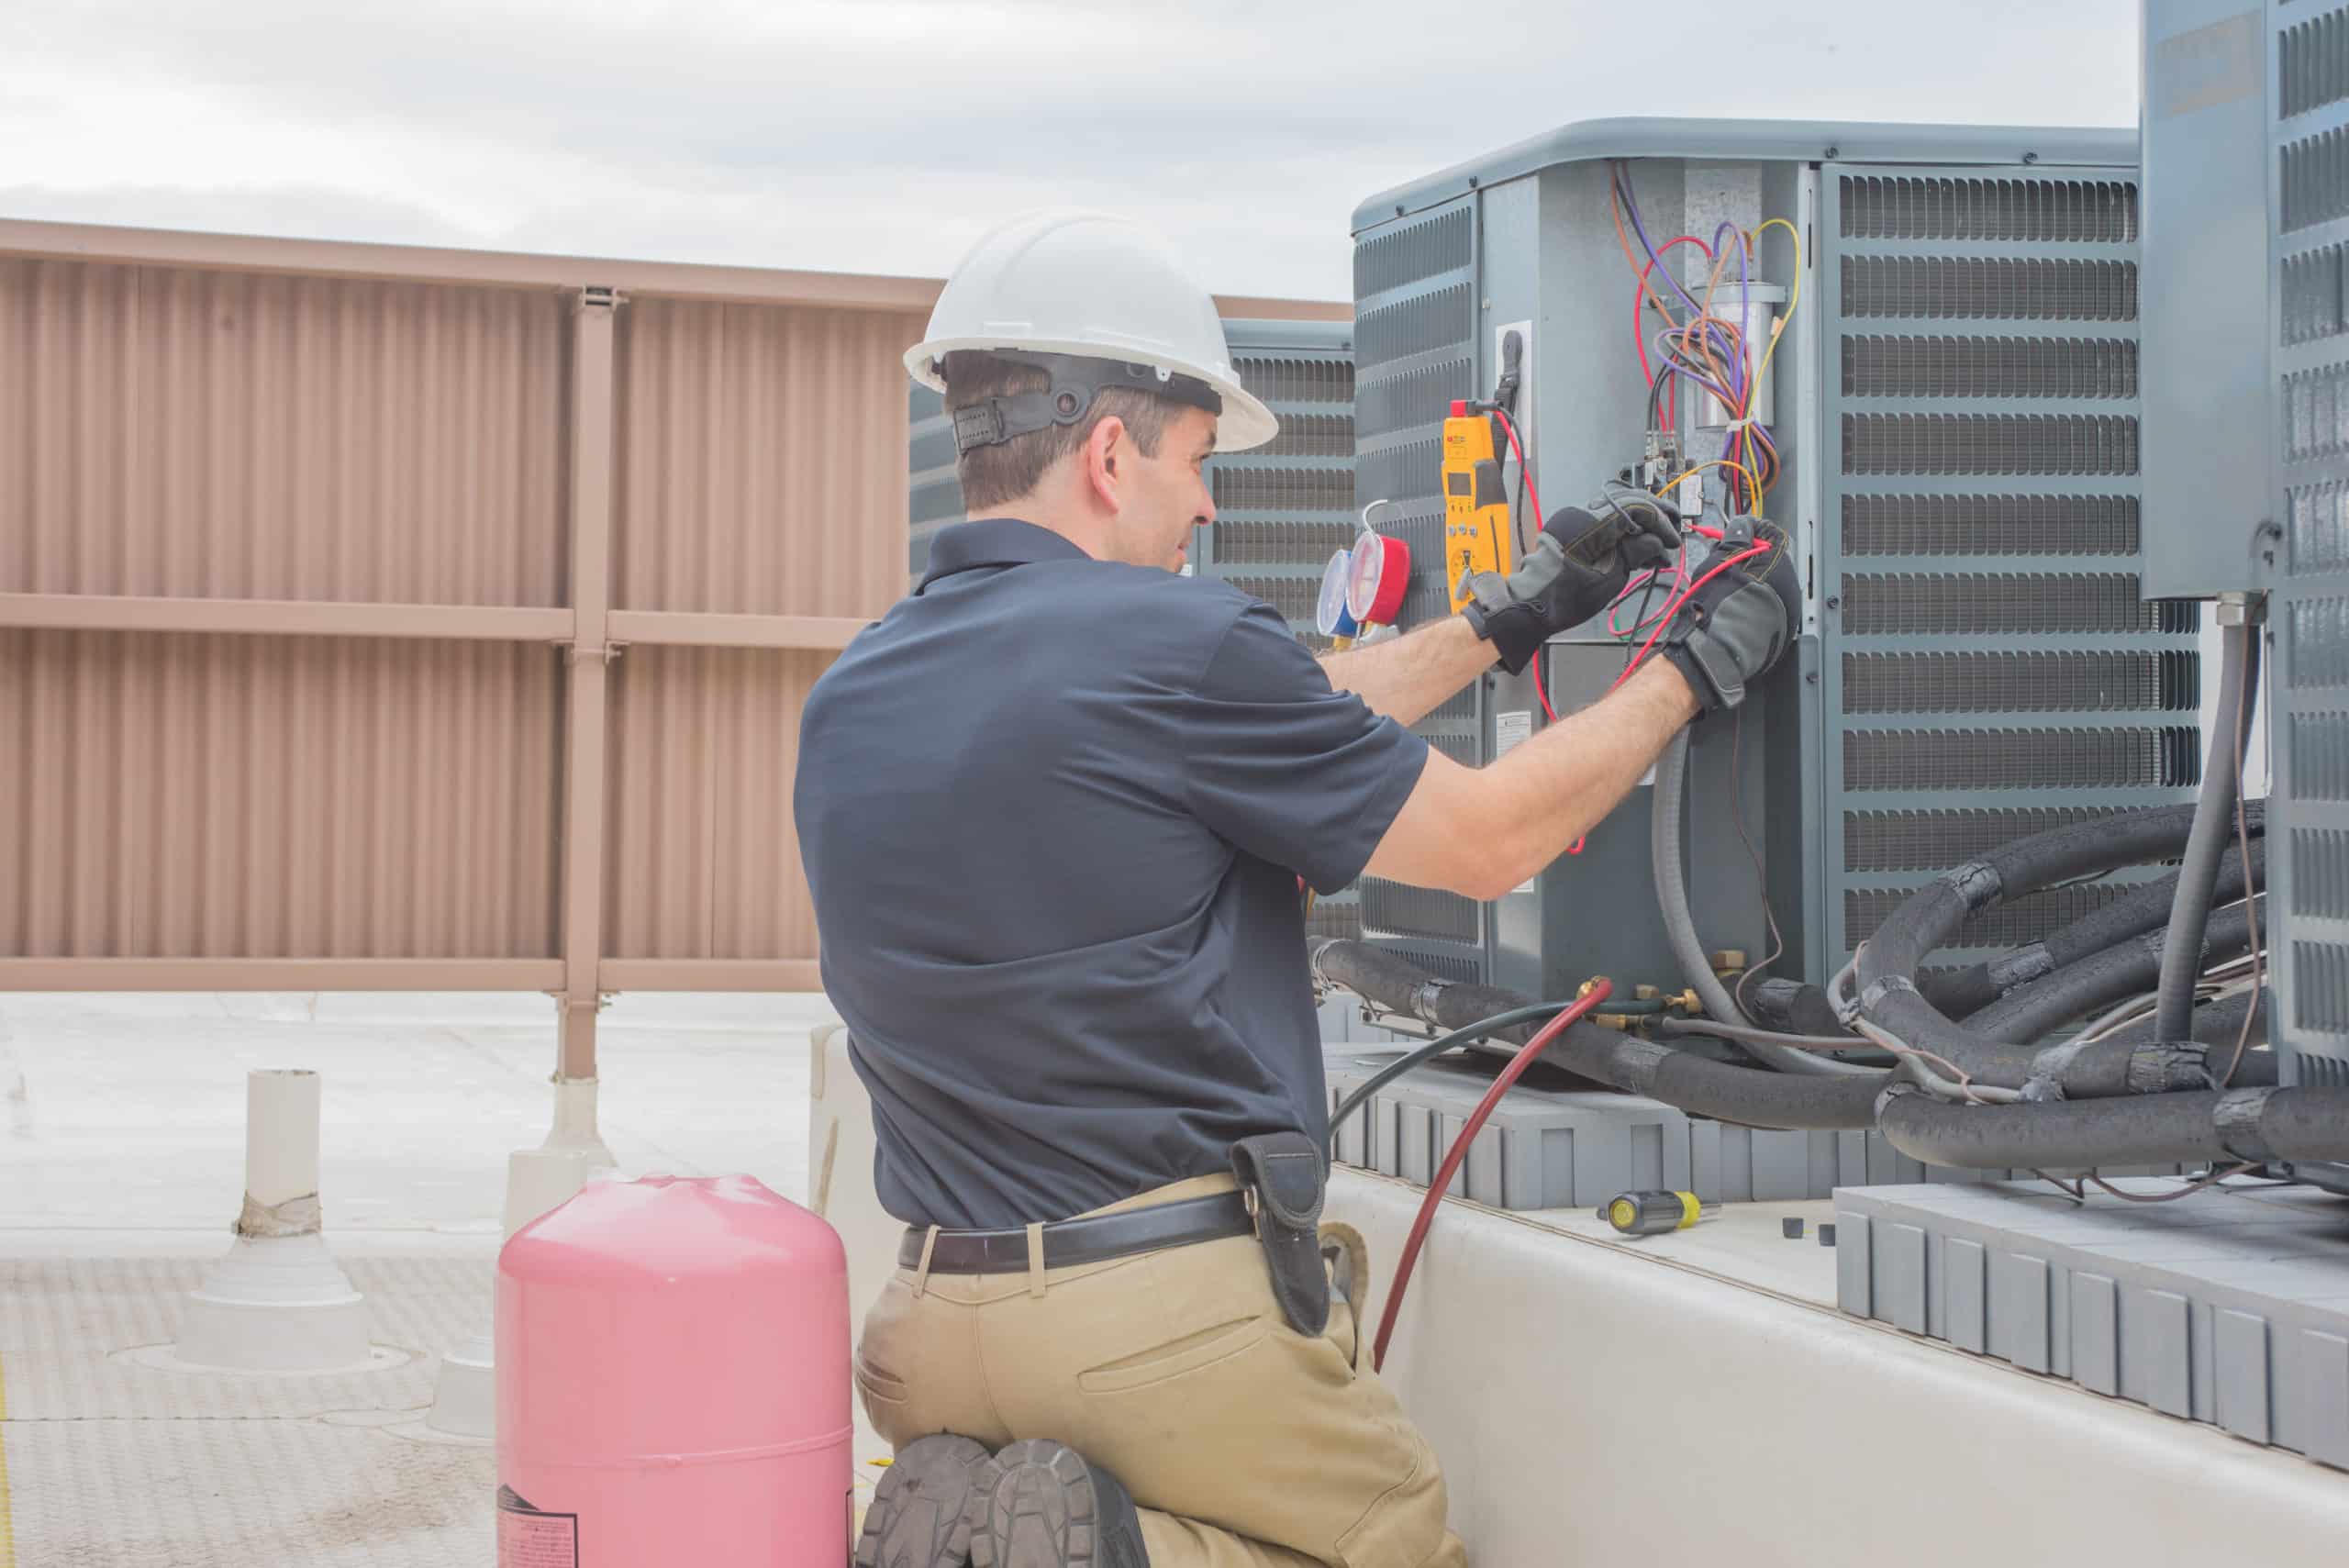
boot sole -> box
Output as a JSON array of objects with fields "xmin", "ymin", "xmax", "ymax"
[
  {"xmin": 969, "ymin": 1439, "xmax": 1120, "ymax": 1568},
  {"xmin": 855, "ymin": 1433, "xmax": 995, "ymax": 1568}
]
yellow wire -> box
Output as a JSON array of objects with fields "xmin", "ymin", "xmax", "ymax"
[
  {"xmin": 1691, "ymin": 217, "xmax": 1804, "ymax": 503},
  {"xmin": 1751, "ymin": 216, "xmax": 1804, "ymax": 388},
  {"xmin": 1635, "ymin": 214, "xmax": 1801, "ymax": 509},
  {"xmin": 1650, "ymin": 457, "xmax": 1760, "ymax": 509}
]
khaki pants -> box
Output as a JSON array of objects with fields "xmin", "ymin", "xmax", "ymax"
[{"xmin": 855, "ymin": 1174, "xmax": 1467, "ymax": 1568}]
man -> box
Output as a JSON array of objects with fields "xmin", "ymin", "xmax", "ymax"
[{"xmin": 796, "ymin": 210, "xmax": 1794, "ymax": 1568}]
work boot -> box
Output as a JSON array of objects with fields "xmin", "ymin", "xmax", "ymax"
[
  {"xmin": 855, "ymin": 1433, "xmax": 994, "ymax": 1568},
  {"xmin": 969, "ymin": 1439, "xmax": 1148, "ymax": 1567}
]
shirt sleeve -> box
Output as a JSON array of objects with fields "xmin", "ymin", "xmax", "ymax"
[{"xmin": 1180, "ymin": 600, "xmax": 1431, "ymax": 895}]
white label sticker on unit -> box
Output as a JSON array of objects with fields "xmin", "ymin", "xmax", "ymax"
[
  {"xmin": 1494, "ymin": 708, "xmax": 1533, "ymax": 758},
  {"xmin": 1494, "ymin": 710, "xmax": 1537, "ymax": 895},
  {"xmin": 1677, "ymin": 471, "xmax": 1702, "ymax": 517}
]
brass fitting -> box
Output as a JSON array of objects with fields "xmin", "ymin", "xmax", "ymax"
[
  {"xmin": 1709, "ymin": 949, "xmax": 1747, "ymax": 974},
  {"xmin": 1593, "ymin": 1012, "xmax": 1633, "ymax": 1030},
  {"xmin": 1667, "ymin": 989, "xmax": 1704, "ymax": 1015},
  {"xmin": 1633, "ymin": 984, "xmax": 1662, "ymax": 1002}
]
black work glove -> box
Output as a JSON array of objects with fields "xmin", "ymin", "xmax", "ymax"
[
  {"xmin": 1464, "ymin": 496, "xmax": 1679, "ymax": 674},
  {"xmin": 1660, "ymin": 522, "xmax": 1798, "ymax": 713}
]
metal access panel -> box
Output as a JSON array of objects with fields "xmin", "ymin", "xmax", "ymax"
[
  {"xmin": 2261, "ymin": 2, "xmax": 2349, "ymax": 1159},
  {"xmin": 2142, "ymin": 1, "xmax": 2276, "ymax": 596},
  {"xmin": 1819, "ymin": 162, "xmax": 2202, "ymax": 973},
  {"xmin": 1349, "ymin": 119, "xmax": 2199, "ymax": 998}
]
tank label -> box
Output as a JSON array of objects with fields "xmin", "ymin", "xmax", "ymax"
[{"xmin": 497, "ymin": 1485, "xmax": 579, "ymax": 1568}]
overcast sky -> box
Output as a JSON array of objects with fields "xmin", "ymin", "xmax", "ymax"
[{"xmin": 3, "ymin": 1, "xmax": 2142, "ymax": 302}]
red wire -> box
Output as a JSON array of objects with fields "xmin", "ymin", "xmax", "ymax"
[
  {"xmin": 1490, "ymin": 406, "xmax": 1543, "ymax": 537},
  {"xmin": 1630, "ymin": 237, "xmax": 1711, "ymax": 430},
  {"xmin": 1370, "ymin": 980, "xmax": 1614, "ymax": 1373},
  {"xmin": 1488, "ymin": 406, "xmax": 1558, "ymax": 723},
  {"xmin": 1605, "ymin": 532, "xmax": 1696, "ymax": 639},
  {"xmin": 1564, "ymin": 538, "xmax": 1771, "ymax": 862},
  {"xmin": 1608, "ymin": 539, "xmax": 1774, "ymax": 696},
  {"xmin": 1632, "ymin": 274, "xmax": 1657, "ymax": 394}
]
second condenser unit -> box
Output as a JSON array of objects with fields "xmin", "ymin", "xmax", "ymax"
[
  {"xmin": 1349, "ymin": 117, "xmax": 2199, "ymax": 1000},
  {"xmin": 2137, "ymin": 0, "xmax": 2349, "ymax": 1193}
]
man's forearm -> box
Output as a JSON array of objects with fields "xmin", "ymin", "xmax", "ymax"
[
  {"xmin": 1319, "ymin": 616, "xmax": 1497, "ymax": 726},
  {"xmin": 1484, "ymin": 660, "xmax": 1698, "ymax": 888}
]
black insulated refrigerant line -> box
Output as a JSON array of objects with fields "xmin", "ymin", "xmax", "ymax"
[
  {"xmin": 1964, "ymin": 896, "xmax": 2266, "ymax": 1048},
  {"xmin": 1651, "ymin": 732, "xmax": 1876, "ymax": 1078},
  {"xmin": 1919, "ymin": 825, "xmax": 2262, "ymax": 1018},
  {"xmin": 1310, "ymin": 938, "xmax": 1887, "ymax": 1130},
  {"xmin": 1850, "ymin": 806, "xmax": 2235, "ymax": 1097},
  {"xmin": 2153, "ymin": 621, "xmax": 2260, "ymax": 1042},
  {"xmin": 1313, "ymin": 938, "xmax": 2349, "ymax": 1169},
  {"xmin": 1874, "ymin": 1081, "xmax": 2346, "ymax": 1171}
]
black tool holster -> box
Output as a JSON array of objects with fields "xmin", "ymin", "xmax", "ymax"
[{"xmin": 1230, "ymin": 1131, "xmax": 1330, "ymax": 1337}]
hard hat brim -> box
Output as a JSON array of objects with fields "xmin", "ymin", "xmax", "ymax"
[{"xmin": 907, "ymin": 335, "xmax": 1279, "ymax": 453}]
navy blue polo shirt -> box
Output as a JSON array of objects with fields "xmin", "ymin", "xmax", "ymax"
[{"xmin": 794, "ymin": 517, "xmax": 1431, "ymax": 1229}]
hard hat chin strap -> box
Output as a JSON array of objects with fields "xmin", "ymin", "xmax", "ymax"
[{"xmin": 947, "ymin": 350, "xmax": 1222, "ymax": 455}]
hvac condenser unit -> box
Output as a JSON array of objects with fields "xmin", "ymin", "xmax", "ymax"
[
  {"xmin": 1350, "ymin": 118, "xmax": 2200, "ymax": 1000},
  {"xmin": 2141, "ymin": 0, "xmax": 2349, "ymax": 1193}
]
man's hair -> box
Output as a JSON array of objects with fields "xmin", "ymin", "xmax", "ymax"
[{"xmin": 941, "ymin": 350, "xmax": 1183, "ymax": 512}]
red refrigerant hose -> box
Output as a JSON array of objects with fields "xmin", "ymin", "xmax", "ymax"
[{"xmin": 1369, "ymin": 978, "xmax": 1613, "ymax": 1372}]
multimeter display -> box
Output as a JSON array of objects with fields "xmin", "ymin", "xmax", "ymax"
[{"xmin": 1442, "ymin": 410, "xmax": 1513, "ymax": 611}]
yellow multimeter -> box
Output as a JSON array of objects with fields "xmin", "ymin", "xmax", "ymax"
[{"xmin": 1441, "ymin": 401, "xmax": 1515, "ymax": 612}]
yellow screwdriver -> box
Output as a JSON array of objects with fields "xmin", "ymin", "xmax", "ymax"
[{"xmin": 1598, "ymin": 1190, "xmax": 1718, "ymax": 1237}]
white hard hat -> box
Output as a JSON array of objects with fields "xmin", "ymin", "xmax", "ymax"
[{"xmin": 907, "ymin": 210, "xmax": 1278, "ymax": 453}]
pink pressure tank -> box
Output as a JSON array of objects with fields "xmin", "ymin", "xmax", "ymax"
[{"xmin": 496, "ymin": 1173, "xmax": 851, "ymax": 1566}]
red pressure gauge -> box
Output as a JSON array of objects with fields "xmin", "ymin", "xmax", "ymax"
[
  {"xmin": 1315, "ymin": 549, "xmax": 1361, "ymax": 639},
  {"xmin": 1345, "ymin": 529, "xmax": 1409, "ymax": 628}
]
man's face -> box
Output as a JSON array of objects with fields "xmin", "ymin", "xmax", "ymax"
[{"xmin": 1101, "ymin": 407, "xmax": 1218, "ymax": 572}]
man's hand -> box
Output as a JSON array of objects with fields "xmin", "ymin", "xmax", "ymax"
[
  {"xmin": 1660, "ymin": 522, "xmax": 1799, "ymax": 714},
  {"xmin": 1462, "ymin": 496, "xmax": 1678, "ymax": 674}
]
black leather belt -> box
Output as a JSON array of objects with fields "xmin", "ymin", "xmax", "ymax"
[{"xmin": 898, "ymin": 1192, "xmax": 1254, "ymax": 1275}]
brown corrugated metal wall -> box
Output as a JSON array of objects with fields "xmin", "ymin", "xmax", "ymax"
[
  {"xmin": 5, "ymin": 260, "xmax": 572, "ymax": 606},
  {"xmin": 0, "ymin": 630, "xmax": 563, "ymax": 962},
  {"xmin": 0, "ymin": 221, "xmax": 937, "ymax": 1075},
  {"xmin": 0, "ymin": 217, "xmax": 1346, "ymax": 1073}
]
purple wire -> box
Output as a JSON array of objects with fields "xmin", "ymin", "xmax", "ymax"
[
  {"xmin": 1613, "ymin": 163, "xmax": 1711, "ymax": 321},
  {"xmin": 1649, "ymin": 329, "xmax": 1737, "ymax": 407},
  {"xmin": 1711, "ymin": 221, "xmax": 1753, "ymax": 404},
  {"xmin": 1712, "ymin": 223, "xmax": 1756, "ymax": 481},
  {"xmin": 1619, "ymin": 161, "xmax": 1778, "ymax": 505}
]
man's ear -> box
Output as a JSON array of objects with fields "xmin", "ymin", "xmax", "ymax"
[{"xmin": 1082, "ymin": 415, "xmax": 1129, "ymax": 514}]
